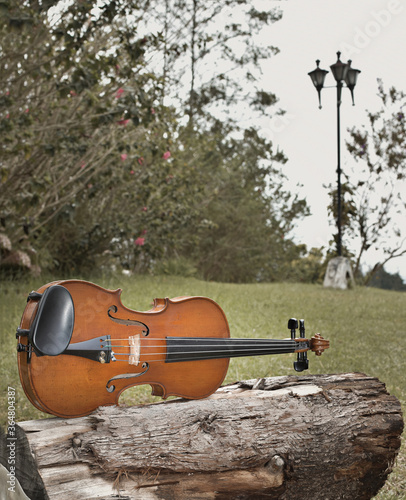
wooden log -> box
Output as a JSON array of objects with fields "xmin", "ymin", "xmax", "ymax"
[{"xmin": 14, "ymin": 373, "xmax": 403, "ymax": 500}]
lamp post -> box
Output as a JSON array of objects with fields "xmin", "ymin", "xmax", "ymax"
[{"xmin": 308, "ymin": 52, "xmax": 361, "ymax": 257}]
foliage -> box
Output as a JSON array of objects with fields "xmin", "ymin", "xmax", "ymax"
[
  {"xmin": 286, "ymin": 247, "xmax": 326, "ymax": 284},
  {"xmin": 147, "ymin": 0, "xmax": 283, "ymax": 126},
  {"xmin": 0, "ymin": 0, "xmax": 310, "ymax": 282},
  {"xmin": 325, "ymin": 178, "xmax": 357, "ymax": 257},
  {"xmin": 368, "ymin": 267, "xmax": 406, "ymax": 292},
  {"xmin": 161, "ymin": 124, "xmax": 309, "ymax": 282},
  {"xmin": 153, "ymin": 257, "xmax": 199, "ymax": 278},
  {"xmin": 343, "ymin": 81, "xmax": 406, "ymax": 283},
  {"xmin": 0, "ymin": 0, "xmax": 163, "ymax": 273}
]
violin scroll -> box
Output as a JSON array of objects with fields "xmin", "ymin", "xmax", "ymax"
[
  {"xmin": 289, "ymin": 319, "xmax": 329, "ymax": 372},
  {"xmin": 309, "ymin": 333, "xmax": 330, "ymax": 356}
]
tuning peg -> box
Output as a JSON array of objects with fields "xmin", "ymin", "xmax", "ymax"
[
  {"xmin": 288, "ymin": 318, "xmax": 298, "ymax": 340},
  {"xmin": 288, "ymin": 318, "xmax": 298, "ymax": 329},
  {"xmin": 299, "ymin": 319, "xmax": 305, "ymax": 338},
  {"xmin": 294, "ymin": 318, "xmax": 309, "ymax": 372},
  {"xmin": 294, "ymin": 356, "xmax": 309, "ymax": 372}
]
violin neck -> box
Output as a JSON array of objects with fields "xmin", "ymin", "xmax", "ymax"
[{"xmin": 166, "ymin": 337, "xmax": 304, "ymax": 363}]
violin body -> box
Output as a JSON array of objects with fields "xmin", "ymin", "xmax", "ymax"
[
  {"xmin": 17, "ymin": 280, "xmax": 231, "ymax": 418},
  {"xmin": 16, "ymin": 280, "xmax": 329, "ymax": 418}
]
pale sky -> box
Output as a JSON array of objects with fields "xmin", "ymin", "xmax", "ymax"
[{"xmin": 260, "ymin": 0, "xmax": 406, "ymax": 279}]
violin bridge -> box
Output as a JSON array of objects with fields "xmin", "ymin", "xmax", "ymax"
[{"xmin": 129, "ymin": 335, "xmax": 140, "ymax": 366}]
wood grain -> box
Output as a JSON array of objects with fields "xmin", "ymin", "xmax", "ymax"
[{"xmin": 17, "ymin": 373, "xmax": 403, "ymax": 500}]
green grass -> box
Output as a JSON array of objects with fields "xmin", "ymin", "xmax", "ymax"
[{"xmin": 1, "ymin": 274, "xmax": 405, "ymax": 498}]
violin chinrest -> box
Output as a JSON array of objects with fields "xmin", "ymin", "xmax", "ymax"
[{"xmin": 29, "ymin": 285, "xmax": 74, "ymax": 356}]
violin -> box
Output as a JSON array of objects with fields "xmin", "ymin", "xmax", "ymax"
[{"xmin": 16, "ymin": 280, "xmax": 329, "ymax": 418}]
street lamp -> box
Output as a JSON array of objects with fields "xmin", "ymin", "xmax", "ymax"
[{"xmin": 308, "ymin": 52, "xmax": 361, "ymax": 257}]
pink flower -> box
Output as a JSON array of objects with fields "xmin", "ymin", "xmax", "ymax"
[
  {"xmin": 121, "ymin": 153, "xmax": 127, "ymax": 161},
  {"xmin": 142, "ymin": 206, "xmax": 147, "ymax": 212},
  {"xmin": 115, "ymin": 88, "xmax": 124, "ymax": 99},
  {"xmin": 70, "ymin": 90, "xmax": 77, "ymax": 97},
  {"xmin": 137, "ymin": 157, "xmax": 144, "ymax": 165},
  {"xmin": 130, "ymin": 170, "xmax": 135, "ymax": 175},
  {"xmin": 24, "ymin": 108, "xmax": 29, "ymax": 113},
  {"xmin": 162, "ymin": 151, "xmax": 171, "ymax": 160},
  {"xmin": 134, "ymin": 237, "xmax": 145, "ymax": 246},
  {"xmin": 151, "ymin": 108, "xmax": 155, "ymax": 114},
  {"xmin": 117, "ymin": 118, "xmax": 130, "ymax": 126},
  {"xmin": 80, "ymin": 163, "xmax": 86, "ymax": 169}
]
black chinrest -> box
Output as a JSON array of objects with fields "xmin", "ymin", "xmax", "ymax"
[{"xmin": 29, "ymin": 285, "xmax": 74, "ymax": 356}]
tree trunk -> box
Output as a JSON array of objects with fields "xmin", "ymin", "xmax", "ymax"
[{"xmin": 12, "ymin": 373, "xmax": 404, "ymax": 500}]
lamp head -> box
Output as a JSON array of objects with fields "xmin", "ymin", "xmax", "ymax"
[
  {"xmin": 345, "ymin": 60, "xmax": 361, "ymax": 105},
  {"xmin": 308, "ymin": 59, "xmax": 329, "ymax": 90},
  {"xmin": 308, "ymin": 60, "xmax": 329, "ymax": 109},
  {"xmin": 345, "ymin": 60, "xmax": 361, "ymax": 89},
  {"xmin": 330, "ymin": 51, "xmax": 349, "ymax": 82}
]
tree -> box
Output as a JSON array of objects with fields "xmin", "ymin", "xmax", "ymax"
[
  {"xmin": 325, "ymin": 178, "xmax": 357, "ymax": 259},
  {"xmin": 0, "ymin": 0, "xmax": 309, "ymax": 281},
  {"xmin": 368, "ymin": 267, "xmax": 406, "ymax": 292},
  {"xmin": 171, "ymin": 124, "xmax": 309, "ymax": 282},
  {"xmin": 0, "ymin": 1, "xmax": 167, "ymax": 273},
  {"xmin": 344, "ymin": 81, "xmax": 406, "ymax": 283},
  {"xmin": 146, "ymin": 0, "xmax": 283, "ymax": 127},
  {"xmin": 136, "ymin": 0, "xmax": 310, "ymax": 282}
]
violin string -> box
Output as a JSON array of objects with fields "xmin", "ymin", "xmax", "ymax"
[
  {"xmin": 100, "ymin": 338, "xmax": 308, "ymax": 364},
  {"xmin": 107, "ymin": 339, "xmax": 298, "ymax": 349},
  {"xmin": 110, "ymin": 346, "xmax": 301, "ymax": 364},
  {"xmin": 105, "ymin": 340, "xmax": 301, "ymax": 354},
  {"xmin": 111, "ymin": 347, "xmax": 299, "ymax": 356},
  {"xmin": 104, "ymin": 339, "xmax": 301, "ymax": 347},
  {"xmin": 103, "ymin": 337, "xmax": 298, "ymax": 342},
  {"xmin": 110, "ymin": 351, "xmax": 301, "ymax": 364}
]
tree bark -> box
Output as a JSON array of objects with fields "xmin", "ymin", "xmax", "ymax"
[{"xmin": 14, "ymin": 373, "xmax": 403, "ymax": 500}]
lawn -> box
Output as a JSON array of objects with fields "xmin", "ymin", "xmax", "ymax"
[{"xmin": 1, "ymin": 274, "xmax": 405, "ymax": 499}]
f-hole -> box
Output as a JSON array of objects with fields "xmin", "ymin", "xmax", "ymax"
[
  {"xmin": 107, "ymin": 305, "xmax": 149, "ymax": 336},
  {"xmin": 106, "ymin": 362, "xmax": 150, "ymax": 393}
]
